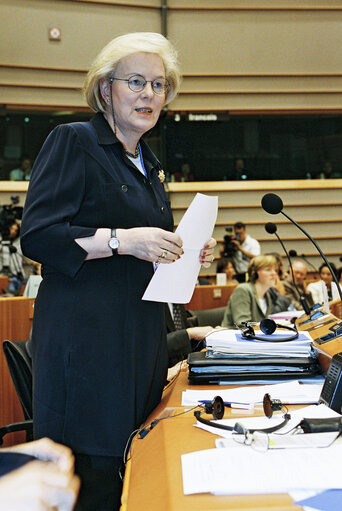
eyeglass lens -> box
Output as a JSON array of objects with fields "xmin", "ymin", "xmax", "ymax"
[{"xmin": 128, "ymin": 75, "xmax": 168, "ymax": 94}]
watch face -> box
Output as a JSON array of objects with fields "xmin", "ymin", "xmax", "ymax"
[{"xmin": 109, "ymin": 238, "xmax": 119, "ymax": 250}]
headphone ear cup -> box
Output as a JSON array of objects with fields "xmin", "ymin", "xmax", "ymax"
[
  {"xmin": 260, "ymin": 318, "xmax": 277, "ymax": 335},
  {"xmin": 204, "ymin": 396, "xmax": 224, "ymax": 420}
]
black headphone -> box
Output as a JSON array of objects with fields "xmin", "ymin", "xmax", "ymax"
[
  {"xmin": 194, "ymin": 395, "xmax": 291, "ymax": 435},
  {"xmin": 240, "ymin": 318, "xmax": 298, "ymax": 342}
]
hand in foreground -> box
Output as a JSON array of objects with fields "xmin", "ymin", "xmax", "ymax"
[
  {"xmin": 199, "ymin": 237, "xmax": 217, "ymax": 268},
  {"xmin": 4, "ymin": 437, "xmax": 74, "ymax": 473},
  {"xmin": 0, "ymin": 460, "xmax": 79, "ymax": 511},
  {"xmin": 186, "ymin": 326, "xmax": 214, "ymax": 341},
  {"xmin": 117, "ymin": 227, "xmax": 183, "ymax": 264},
  {"xmin": 0, "ymin": 438, "xmax": 80, "ymax": 510}
]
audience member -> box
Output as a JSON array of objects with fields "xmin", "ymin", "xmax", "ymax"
[
  {"xmin": 283, "ymin": 260, "xmax": 314, "ymax": 311},
  {"xmin": 172, "ymin": 162, "xmax": 194, "ymax": 182},
  {"xmin": 266, "ymin": 252, "xmax": 287, "ymax": 295},
  {"xmin": 0, "ymin": 437, "xmax": 79, "ymax": 510},
  {"xmin": 221, "ymin": 254, "xmax": 277, "ymax": 328},
  {"xmin": 230, "ymin": 221, "xmax": 261, "ymax": 282},
  {"xmin": 216, "ymin": 257, "xmax": 238, "ymax": 283},
  {"xmin": 0, "ymin": 221, "xmax": 26, "ymax": 294},
  {"xmin": 234, "ymin": 158, "xmax": 248, "ymax": 180},
  {"xmin": 20, "ymin": 32, "xmax": 215, "ymax": 511},
  {"xmin": 9, "ymin": 157, "xmax": 32, "ymax": 181},
  {"xmin": 307, "ymin": 262, "xmax": 338, "ymax": 304},
  {"xmin": 166, "ymin": 303, "xmax": 213, "ymax": 367}
]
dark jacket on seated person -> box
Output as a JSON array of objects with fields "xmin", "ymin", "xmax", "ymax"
[
  {"xmin": 221, "ymin": 282, "xmax": 274, "ymax": 329},
  {"xmin": 165, "ymin": 304, "xmax": 202, "ymax": 367}
]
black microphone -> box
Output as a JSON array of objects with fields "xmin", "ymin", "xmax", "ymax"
[
  {"xmin": 262, "ymin": 193, "xmax": 342, "ymax": 304},
  {"xmin": 264, "ymin": 222, "xmax": 311, "ymax": 315}
]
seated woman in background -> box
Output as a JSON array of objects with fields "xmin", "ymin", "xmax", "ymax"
[
  {"xmin": 216, "ymin": 257, "xmax": 238, "ymax": 284},
  {"xmin": 307, "ymin": 262, "xmax": 338, "ymax": 304},
  {"xmin": 221, "ymin": 254, "xmax": 277, "ymax": 328},
  {"xmin": 266, "ymin": 252, "xmax": 287, "ymax": 295}
]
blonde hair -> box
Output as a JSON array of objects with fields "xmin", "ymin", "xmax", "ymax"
[
  {"xmin": 83, "ymin": 32, "xmax": 181, "ymax": 112},
  {"xmin": 248, "ymin": 255, "xmax": 277, "ymax": 283}
]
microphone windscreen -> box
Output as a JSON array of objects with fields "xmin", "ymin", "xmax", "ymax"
[
  {"xmin": 261, "ymin": 193, "xmax": 283, "ymax": 215},
  {"xmin": 289, "ymin": 249, "xmax": 297, "ymax": 257},
  {"xmin": 265, "ymin": 222, "xmax": 277, "ymax": 234}
]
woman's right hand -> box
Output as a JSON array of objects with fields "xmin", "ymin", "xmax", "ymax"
[{"xmin": 116, "ymin": 227, "xmax": 183, "ymax": 264}]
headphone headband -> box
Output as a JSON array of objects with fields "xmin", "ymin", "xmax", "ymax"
[{"xmin": 241, "ymin": 318, "xmax": 298, "ymax": 342}]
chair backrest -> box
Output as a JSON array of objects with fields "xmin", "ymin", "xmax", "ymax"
[
  {"xmin": 190, "ymin": 306, "xmax": 226, "ymax": 327},
  {"xmin": 3, "ymin": 340, "xmax": 32, "ymax": 420}
]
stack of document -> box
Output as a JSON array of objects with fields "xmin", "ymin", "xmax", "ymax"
[
  {"xmin": 187, "ymin": 329, "xmax": 322, "ymax": 384},
  {"xmin": 205, "ymin": 328, "xmax": 313, "ymax": 358}
]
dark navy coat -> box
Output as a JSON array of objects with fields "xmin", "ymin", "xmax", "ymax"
[{"xmin": 21, "ymin": 113, "xmax": 173, "ymax": 456}]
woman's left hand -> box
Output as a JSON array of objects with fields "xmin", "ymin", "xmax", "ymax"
[{"xmin": 199, "ymin": 237, "xmax": 217, "ymax": 268}]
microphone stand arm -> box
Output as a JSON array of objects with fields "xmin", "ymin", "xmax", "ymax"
[
  {"xmin": 274, "ymin": 231, "xmax": 310, "ymax": 315},
  {"xmin": 281, "ymin": 211, "xmax": 342, "ymax": 303}
]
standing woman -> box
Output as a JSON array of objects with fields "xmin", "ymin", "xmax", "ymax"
[{"xmin": 21, "ymin": 32, "xmax": 215, "ymax": 511}]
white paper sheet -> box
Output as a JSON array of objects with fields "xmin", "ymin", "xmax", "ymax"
[
  {"xmin": 182, "ymin": 380, "xmax": 323, "ymax": 406},
  {"xmin": 142, "ymin": 193, "xmax": 218, "ymax": 303},
  {"xmin": 181, "ymin": 443, "xmax": 342, "ymax": 495}
]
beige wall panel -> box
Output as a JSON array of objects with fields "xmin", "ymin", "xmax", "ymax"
[
  {"xmin": 170, "ymin": 93, "xmax": 342, "ymax": 111},
  {"xmin": 168, "ymin": 10, "xmax": 342, "ymax": 74},
  {"xmin": 181, "ymin": 75, "xmax": 342, "ymax": 93},
  {"xmin": 0, "ymin": 85, "xmax": 86, "ymax": 108},
  {"xmin": 259, "ymin": 237, "xmax": 341, "ymax": 254},
  {"xmin": 168, "ymin": 1, "xmax": 342, "ymax": 8},
  {"xmin": 0, "ymin": 66, "xmax": 86, "ymax": 88},
  {"xmin": 0, "ymin": 0, "xmax": 160, "ymax": 69},
  {"xmin": 169, "ymin": 186, "xmax": 342, "ymax": 208},
  {"xmin": 172, "ymin": 205, "xmax": 342, "ymax": 225},
  {"xmin": 214, "ymin": 222, "xmax": 338, "ymax": 240}
]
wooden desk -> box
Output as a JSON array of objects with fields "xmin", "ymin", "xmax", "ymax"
[
  {"xmin": 122, "ymin": 370, "xmax": 301, "ymax": 511},
  {"xmin": 0, "ymin": 296, "xmax": 34, "ymax": 446},
  {"xmin": 122, "ymin": 317, "xmax": 342, "ymax": 511},
  {"xmin": 186, "ymin": 284, "xmax": 237, "ymax": 310},
  {"xmin": 0, "ymin": 276, "xmax": 8, "ymax": 294},
  {"xmin": 330, "ymin": 299, "xmax": 342, "ymax": 319}
]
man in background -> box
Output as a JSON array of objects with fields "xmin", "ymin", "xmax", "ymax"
[
  {"xmin": 9, "ymin": 157, "xmax": 32, "ymax": 181},
  {"xmin": 283, "ymin": 260, "xmax": 314, "ymax": 310},
  {"xmin": 166, "ymin": 303, "xmax": 213, "ymax": 367},
  {"xmin": 231, "ymin": 221, "xmax": 260, "ymax": 282}
]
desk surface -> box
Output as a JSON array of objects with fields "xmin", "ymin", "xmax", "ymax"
[
  {"xmin": 122, "ymin": 369, "xmax": 303, "ymax": 511},
  {"xmin": 122, "ymin": 310, "xmax": 342, "ymax": 511}
]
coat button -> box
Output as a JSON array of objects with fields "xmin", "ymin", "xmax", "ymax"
[
  {"xmin": 160, "ymin": 206, "xmax": 165, "ymax": 213},
  {"xmin": 121, "ymin": 184, "xmax": 128, "ymax": 192}
]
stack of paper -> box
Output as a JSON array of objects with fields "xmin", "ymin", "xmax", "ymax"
[
  {"xmin": 205, "ymin": 329, "xmax": 313, "ymax": 358},
  {"xmin": 187, "ymin": 329, "xmax": 322, "ymax": 384}
]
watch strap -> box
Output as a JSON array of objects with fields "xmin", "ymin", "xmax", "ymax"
[{"xmin": 109, "ymin": 228, "xmax": 119, "ymax": 255}]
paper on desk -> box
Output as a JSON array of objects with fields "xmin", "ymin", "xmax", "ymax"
[
  {"xmin": 181, "ymin": 443, "xmax": 342, "ymax": 495},
  {"xmin": 216, "ymin": 431, "xmax": 340, "ymax": 450},
  {"xmin": 142, "ymin": 193, "xmax": 218, "ymax": 303},
  {"xmin": 182, "ymin": 380, "xmax": 323, "ymax": 406}
]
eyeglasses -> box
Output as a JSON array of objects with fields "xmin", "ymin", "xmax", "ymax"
[
  {"xmin": 232, "ymin": 425, "xmax": 270, "ymax": 452},
  {"xmin": 109, "ymin": 74, "xmax": 170, "ymax": 96}
]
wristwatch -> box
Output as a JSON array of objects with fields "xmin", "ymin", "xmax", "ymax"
[{"xmin": 108, "ymin": 228, "xmax": 120, "ymax": 255}]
